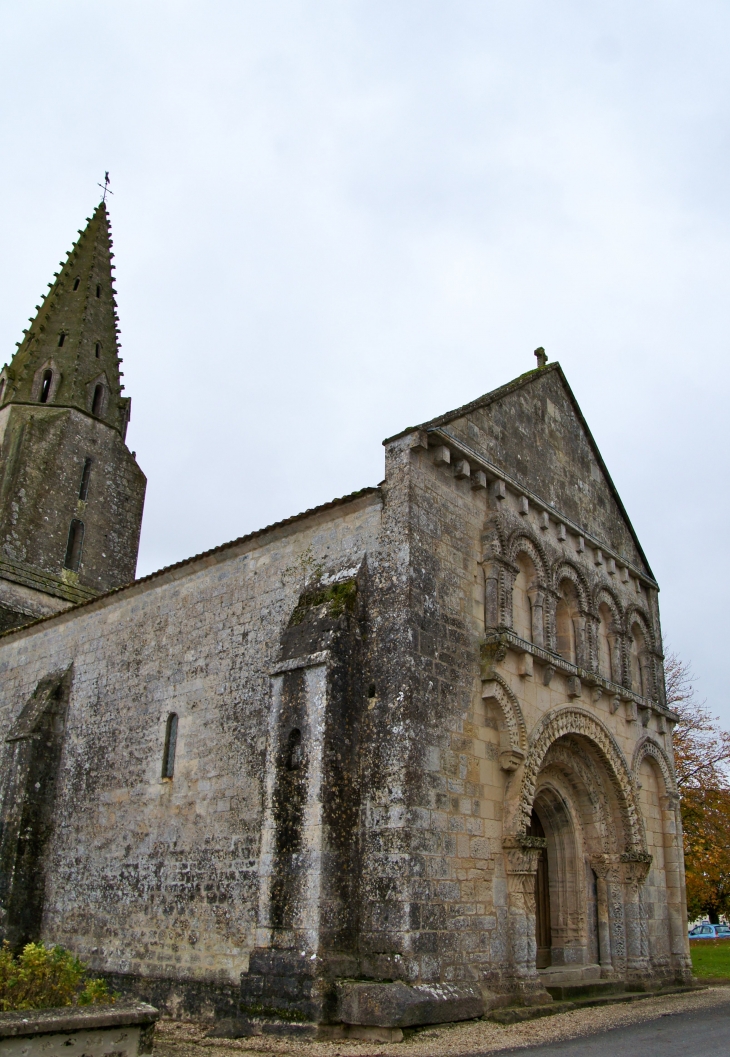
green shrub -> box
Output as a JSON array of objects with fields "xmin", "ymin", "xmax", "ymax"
[{"xmin": 0, "ymin": 942, "xmax": 116, "ymax": 1011}]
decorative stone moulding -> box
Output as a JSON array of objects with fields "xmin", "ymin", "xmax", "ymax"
[
  {"xmin": 481, "ymin": 630, "xmax": 678, "ymax": 727},
  {"xmin": 480, "ymin": 670, "xmax": 527, "ymax": 771},
  {"xmin": 500, "ymin": 747, "xmax": 526, "ymax": 772},
  {"xmin": 418, "ymin": 424, "xmax": 658, "ymax": 596}
]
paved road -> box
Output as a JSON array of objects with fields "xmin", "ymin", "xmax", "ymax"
[{"xmin": 498, "ymin": 996, "xmax": 730, "ymax": 1056}]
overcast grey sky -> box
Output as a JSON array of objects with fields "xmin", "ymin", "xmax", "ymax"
[{"xmin": 0, "ymin": 2, "xmax": 727, "ymax": 719}]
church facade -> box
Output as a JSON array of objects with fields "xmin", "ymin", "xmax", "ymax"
[{"xmin": 0, "ymin": 206, "xmax": 690, "ymax": 1033}]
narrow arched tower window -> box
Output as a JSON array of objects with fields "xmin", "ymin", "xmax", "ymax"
[
  {"xmin": 96, "ymin": 284, "xmax": 101, "ymax": 298},
  {"xmin": 40, "ymin": 370, "xmax": 53, "ymax": 404},
  {"xmin": 79, "ymin": 458, "xmax": 92, "ymax": 501},
  {"xmin": 64, "ymin": 519, "xmax": 84, "ymax": 571},
  {"xmin": 162, "ymin": 713, "xmax": 178, "ymax": 778},
  {"xmin": 95, "ymin": 343, "xmax": 100, "ymax": 358},
  {"xmin": 73, "ymin": 278, "xmax": 80, "ymax": 291},
  {"xmin": 57, "ymin": 333, "xmax": 65, "ymax": 347},
  {"xmin": 92, "ymin": 384, "xmax": 104, "ymax": 416}
]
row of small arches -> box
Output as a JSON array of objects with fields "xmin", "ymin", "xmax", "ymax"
[{"xmin": 511, "ymin": 551, "xmax": 652, "ymax": 695}]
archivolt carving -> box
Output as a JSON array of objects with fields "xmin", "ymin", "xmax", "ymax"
[
  {"xmin": 480, "ymin": 673, "xmax": 528, "ymax": 754},
  {"xmin": 510, "ymin": 706, "xmax": 646, "ymax": 855},
  {"xmin": 506, "ymin": 529, "xmax": 549, "ymax": 584},
  {"xmin": 632, "ymin": 736, "xmax": 677, "ymax": 798},
  {"xmin": 594, "ymin": 586, "xmax": 623, "ymax": 626},
  {"xmin": 552, "ymin": 560, "xmax": 590, "ymax": 611},
  {"xmin": 541, "ymin": 739, "xmax": 618, "ymax": 856},
  {"xmin": 624, "ymin": 605, "xmax": 654, "ymax": 648}
]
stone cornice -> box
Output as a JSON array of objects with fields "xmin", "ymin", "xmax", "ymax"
[
  {"xmin": 428, "ymin": 426, "xmax": 658, "ymax": 591},
  {"xmin": 0, "ymin": 556, "xmax": 97, "ymax": 605},
  {"xmin": 482, "ymin": 629, "xmax": 678, "ymax": 723}
]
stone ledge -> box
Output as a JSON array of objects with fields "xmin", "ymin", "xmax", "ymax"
[
  {"xmin": 270, "ymin": 651, "xmax": 329, "ymax": 675},
  {"xmin": 482, "ymin": 631, "xmax": 678, "ymax": 722},
  {"xmin": 335, "ymin": 981, "xmax": 484, "ymax": 1028},
  {"xmin": 0, "ymin": 1002, "xmax": 158, "ymax": 1038}
]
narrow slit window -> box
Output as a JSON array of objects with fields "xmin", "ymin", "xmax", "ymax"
[
  {"xmin": 95, "ymin": 342, "xmax": 100, "ymax": 358},
  {"xmin": 40, "ymin": 370, "xmax": 53, "ymax": 403},
  {"xmin": 57, "ymin": 332, "xmax": 65, "ymax": 347},
  {"xmin": 162, "ymin": 713, "xmax": 178, "ymax": 778},
  {"xmin": 91, "ymin": 384, "xmax": 104, "ymax": 416},
  {"xmin": 96, "ymin": 284, "xmax": 101, "ymax": 298},
  {"xmin": 79, "ymin": 458, "xmax": 92, "ymax": 501},
  {"xmin": 64, "ymin": 519, "xmax": 84, "ymax": 571},
  {"xmin": 73, "ymin": 277, "xmax": 80, "ymax": 291}
]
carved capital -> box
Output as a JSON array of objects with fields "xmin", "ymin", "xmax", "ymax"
[
  {"xmin": 503, "ymin": 834, "xmax": 545, "ymax": 875},
  {"xmin": 620, "ymin": 851, "xmax": 652, "ymax": 886},
  {"xmin": 480, "ymin": 637, "xmax": 508, "ymax": 677},
  {"xmin": 499, "ymin": 747, "xmax": 526, "ymax": 772}
]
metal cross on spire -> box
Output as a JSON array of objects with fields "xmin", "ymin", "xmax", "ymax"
[{"xmin": 97, "ymin": 172, "xmax": 114, "ymax": 203}]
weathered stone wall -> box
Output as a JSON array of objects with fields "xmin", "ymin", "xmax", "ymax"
[
  {"xmin": 0, "ymin": 363, "xmax": 690, "ymax": 1026},
  {"xmin": 355, "ymin": 365, "xmax": 688, "ymax": 999},
  {"xmin": 0, "ymin": 490, "xmax": 381, "ymax": 990},
  {"xmin": 0, "ymin": 405, "xmax": 145, "ymax": 598}
]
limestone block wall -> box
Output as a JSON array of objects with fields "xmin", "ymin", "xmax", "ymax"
[
  {"xmin": 359, "ymin": 380, "xmax": 688, "ymax": 995},
  {"xmin": 0, "ymin": 489, "xmax": 382, "ymax": 987}
]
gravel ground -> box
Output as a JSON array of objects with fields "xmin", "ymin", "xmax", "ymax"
[{"xmin": 153, "ymin": 985, "xmax": 730, "ymax": 1057}]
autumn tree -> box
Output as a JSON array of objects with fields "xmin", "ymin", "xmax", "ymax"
[{"xmin": 667, "ymin": 652, "xmax": 730, "ymax": 921}]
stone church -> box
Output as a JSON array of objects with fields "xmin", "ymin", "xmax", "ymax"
[{"xmin": 0, "ymin": 203, "xmax": 690, "ymax": 1035}]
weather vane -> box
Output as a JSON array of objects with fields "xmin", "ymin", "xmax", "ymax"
[{"xmin": 97, "ymin": 172, "xmax": 114, "ymax": 203}]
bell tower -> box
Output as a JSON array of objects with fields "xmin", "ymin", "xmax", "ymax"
[{"xmin": 0, "ymin": 202, "xmax": 146, "ymax": 630}]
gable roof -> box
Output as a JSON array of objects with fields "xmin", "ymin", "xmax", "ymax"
[{"xmin": 384, "ymin": 362, "xmax": 655, "ymax": 581}]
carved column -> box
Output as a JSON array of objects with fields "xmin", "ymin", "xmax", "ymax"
[
  {"xmin": 620, "ymin": 853, "xmax": 651, "ymax": 978},
  {"xmin": 483, "ymin": 560, "xmax": 501, "ymax": 629},
  {"xmin": 502, "ymin": 836, "xmax": 548, "ymax": 1001},
  {"xmin": 575, "ymin": 614, "xmax": 588, "ymax": 669},
  {"xmin": 591, "ymin": 858, "xmax": 614, "ymax": 976},
  {"xmin": 482, "ymin": 558, "xmax": 516, "ymax": 630},
  {"xmin": 585, "ymin": 615, "xmax": 599, "ymax": 674},
  {"xmin": 528, "ymin": 589, "xmax": 545, "ymax": 648},
  {"xmin": 543, "ymin": 591, "xmax": 559, "ymax": 653}
]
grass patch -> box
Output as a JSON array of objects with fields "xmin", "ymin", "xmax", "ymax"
[
  {"xmin": 690, "ymin": 939, "xmax": 730, "ymax": 977},
  {"xmin": 290, "ymin": 580, "xmax": 357, "ymax": 625}
]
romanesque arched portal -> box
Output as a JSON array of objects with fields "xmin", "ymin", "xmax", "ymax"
[{"xmin": 502, "ymin": 707, "xmax": 652, "ymax": 992}]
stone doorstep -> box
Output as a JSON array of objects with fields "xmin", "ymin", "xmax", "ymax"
[
  {"xmin": 538, "ymin": 963, "xmax": 602, "ymax": 988},
  {"xmin": 488, "ymin": 984, "xmax": 705, "ymax": 1025}
]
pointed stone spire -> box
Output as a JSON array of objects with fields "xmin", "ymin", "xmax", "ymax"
[
  {"xmin": 0, "ymin": 202, "xmax": 145, "ymax": 627},
  {"xmin": 1, "ymin": 202, "xmax": 130, "ymax": 436}
]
